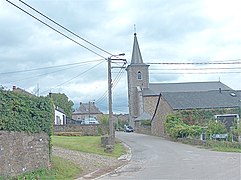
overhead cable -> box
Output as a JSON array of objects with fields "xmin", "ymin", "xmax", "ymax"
[
  {"xmin": 4, "ymin": 63, "xmax": 85, "ymax": 84},
  {"xmin": 150, "ymin": 67, "xmax": 241, "ymax": 71},
  {"xmin": 0, "ymin": 59, "xmax": 104, "ymax": 75},
  {"xmin": 147, "ymin": 61, "xmax": 241, "ymax": 65},
  {"xmin": 18, "ymin": 0, "xmax": 115, "ymax": 57},
  {"xmin": 6, "ymin": 0, "xmax": 105, "ymax": 59},
  {"xmin": 150, "ymin": 71, "xmax": 241, "ymax": 74},
  {"xmin": 40, "ymin": 60, "xmax": 105, "ymax": 94}
]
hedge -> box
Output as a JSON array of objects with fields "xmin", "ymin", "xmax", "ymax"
[{"xmin": 0, "ymin": 89, "xmax": 54, "ymax": 136}]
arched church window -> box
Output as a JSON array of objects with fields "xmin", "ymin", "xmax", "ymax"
[{"xmin": 137, "ymin": 71, "xmax": 142, "ymax": 80}]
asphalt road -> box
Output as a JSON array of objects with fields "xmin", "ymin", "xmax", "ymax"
[{"xmin": 100, "ymin": 132, "xmax": 241, "ymax": 180}]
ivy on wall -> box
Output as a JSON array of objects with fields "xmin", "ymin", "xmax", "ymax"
[
  {"xmin": 0, "ymin": 89, "xmax": 54, "ymax": 136},
  {"xmin": 176, "ymin": 108, "xmax": 240, "ymax": 126},
  {"xmin": 164, "ymin": 108, "xmax": 241, "ymax": 139}
]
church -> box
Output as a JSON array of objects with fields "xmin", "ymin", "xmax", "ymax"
[{"xmin": 126, "ymin": 33, "xmax": 241, "ymax": 136}]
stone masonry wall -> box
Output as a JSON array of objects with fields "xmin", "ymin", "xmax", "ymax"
[
  {"xmin": 134, "ymin": 121, "xmax": 151, "ymax": 135},
  {"xmin": 53, "ymin": 124, "xmax": 109, "ymax": 136},
  {"xmin": 151, "ymin": 96, "xmax": 173, "ymax": 136},
  {"xmin": 143, "ymin": 96, "xmax": 159, "ymax": 116},
  {"xmin": 0, "ymin": 131, "xmax": 50, "ymax": 177}
]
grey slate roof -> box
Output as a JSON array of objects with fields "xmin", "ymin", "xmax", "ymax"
[
  {"xmin": 55, "ymin": 106, "xmax": 66, "ymax": 114},
  {"xmin": 143, "ymin": 81, "xmax": 232, "ymax": 96},
  {"xmin": 131, "ymin": 33, "xmax": 144, "ymax": 64},
  {"xmin": 73, "ymin": 102, "xmax": 102, "ymax": 115},
  {"xmin": 162, "ymin": 90, "xmax": 240, "ymax": 110},
  {"xmin": 135, "ymin": 112, "xmax": 152, "ymax": 121}
]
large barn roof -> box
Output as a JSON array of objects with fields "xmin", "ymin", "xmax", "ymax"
[
  {"xmin": 142, "ymin": 81, "xmax": 232, "ymax": 96},
  {"xmin": 162, "ymin": 90, "xmax": 240, "ymax": 110}
]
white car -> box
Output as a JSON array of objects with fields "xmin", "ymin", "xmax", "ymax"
[{"xmin": 83, "ymin": 118, "xmax": 99, "ymax": 124}]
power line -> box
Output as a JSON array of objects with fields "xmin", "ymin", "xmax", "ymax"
[
  {"xmin": 147, "ymin": 61, "xmax": 241, "ymax": 65},
  {"xmin": 40, "ymin": 60, "xmax": 105, "ymax": 94},
  {"xmin": 19, "ymin": 0, "xmax": 115, "ymax": 57},
  {"xmin": 150, "ymin": 71, "xmax": 241, "ymax": 74},
  {"xmin": 96, "ymin": 63, "xmax": 126, "ymax": 105},
  {"xmin": 6, "ymin": 0, "xmax": 106, "ymax": 59},
  {"xmin": 0, "ymin": 59, "xmax": 104, "ymax": 75},
  {"xmin": 150, "ymin": 67, "xmax": 241, "ymax": 71},
  {"xmin": 4, "ymin": 63, "xmax": 84, "ymax": 84}
]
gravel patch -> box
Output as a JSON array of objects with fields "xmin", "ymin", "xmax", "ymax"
[{"xmin": 53, "ymin": 147, "xmax": 128, "ymax": 179}]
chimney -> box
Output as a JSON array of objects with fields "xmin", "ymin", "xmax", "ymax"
[{"xmin": 219, "ymin": 88, "xmax": 222, "ymax": 93}]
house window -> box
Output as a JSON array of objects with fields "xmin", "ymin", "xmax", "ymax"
[
  {"xmin": 63, "ymin": 115, "xmax": 66, "ymax": 124},
  {"xmin": 137, "ymin": 71, "xmax": 142, "ymax": 80},
  {"xmin": 56, "ymin": 116, "xmax": 61, "ymax": 125}
]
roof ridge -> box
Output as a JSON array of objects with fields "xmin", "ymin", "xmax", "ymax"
[{"xmin": 150, "ymin": 81, "xmax": 222, "ymax": 85}]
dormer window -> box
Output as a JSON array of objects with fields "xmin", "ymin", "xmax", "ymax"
[{"xmin": 137, "ymin": 71, "xmax": 142, "ymax": 80}]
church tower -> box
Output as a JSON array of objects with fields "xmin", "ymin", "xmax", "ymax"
[{"xmin": 126, "ymin": 33, "xmax": 149, "ymax": 126}]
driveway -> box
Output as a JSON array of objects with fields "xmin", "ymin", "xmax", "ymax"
[{"xmin": 99, "ymin": 132, "xmax": 241, "ymax": 180}]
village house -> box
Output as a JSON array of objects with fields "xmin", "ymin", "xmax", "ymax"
[
  {"xmin": 127, "ymin": 33, "xmax": 241, "ymax": 136},
  {"xmin": 72, "ymin": 101, "xmax": 103, "ymax": 121},
  {"xmin": 54, "ymin": 106, "xmax": 67, "ymax": 125},
  {"xmin": 12, "ymin": 85, "xmax": 33, "ymax": 96}
]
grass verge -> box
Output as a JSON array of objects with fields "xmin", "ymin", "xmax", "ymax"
[
  {"xmin": 52, "ymin": 135, "xmax": 126, "ymax": 158},
  {"xmin": 205, "ymin": 140, "xmax": 241, "ymax": 153},
  {"xmin": 13, "ymin": 156, "xmax": 81, "ymax": 180},
  {"xmin": 177, "ymin": 138, "xmax": 241, "ymax": 153}
]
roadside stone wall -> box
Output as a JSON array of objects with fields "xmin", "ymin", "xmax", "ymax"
[
  {"xmin": 0, "ymin": 131, "xmax": 50, "ymax": 177},
  {"xmin": 53, "ymin": 124, "xmax": 108, "ymax": 136},
  {"xmin": 151, "ymin": 96, "xmax": 173, "ymax": 136},
  {"xmin": 134, "ymin": 121, "xmax": 151, "ymax": 135}
]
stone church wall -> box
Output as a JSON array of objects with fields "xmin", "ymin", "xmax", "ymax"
[
  {"xmin": 151, "ymin": 96, "xmax": 173, "ymax": 136},
  {"xmin": 143, "ymin": 96, "xmax": 159, "ymax": 116}
]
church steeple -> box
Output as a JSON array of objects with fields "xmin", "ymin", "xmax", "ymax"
[
  {"xmin": 131, "ymin": 33, "xmax": 143, "ymax": 64},
  {"xmin": 127, "ymin": 33, "xmax": 150, "ymax": 126}
]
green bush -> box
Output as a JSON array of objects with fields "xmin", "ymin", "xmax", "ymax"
[
  {"xmin": 0, "ymin": 89, "xmax": 54, "ymax": 135},
  {"xmin": 99, "ymin": 115, "xmax": 109, "ymax": 125},
  {"xmin": 141, "ymin": 120, "xmax": 151, "ymax": 126},
  {"xmin": 206, "ymin": 120, "xmax": 227, "ymax": 138},
  {"xmin": 164, "ymin": 114, "xmax": 203, "ymax": 139},
  {"xmin": 188, "ymin": 125, "xmax": 203, "ymax": 138}
]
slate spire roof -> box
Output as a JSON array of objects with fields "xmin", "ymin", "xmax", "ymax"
[{"xmin": 131, "ymin": 33, "xmax": 144, "ymax": 64}]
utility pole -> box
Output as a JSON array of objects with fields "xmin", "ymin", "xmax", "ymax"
[
  {"xmin": 108, "ymin": 57, "xmax": 114, "ymax": 145},
  {"xmin": 107, "ymin": 54, "xmax": 126, "ymax": 146}
]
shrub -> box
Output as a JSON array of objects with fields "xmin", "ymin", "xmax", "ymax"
[
  {"xmin": 141, "ymin": 120, "xmax": 151, "ymax": 126},
  {"xmin": 164, "ymin": 114, "xmax": 203, "ymax": 139},
  {"xmin": 188, "ymin": 125, "xmax": 203, "ymax": 138},
  {"xmin": 99, "ymin": 115, "xmax": 109, "ymax": 125},
  {"xmin": 206, "ymin": 120, "xmax": 227, "ymax": 138},
  {"xmin": 0, "ymin": 89, "xmax": 54, "ymax": 135}
]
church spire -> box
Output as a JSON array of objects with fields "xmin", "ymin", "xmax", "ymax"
[{"xmin": 131, "ymin": 33, "xmax": 143, "ymax": 64}]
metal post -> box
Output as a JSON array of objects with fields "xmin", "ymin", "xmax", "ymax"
[{"xmin": 108, "ymin": 57, "xmax": 114, "ymax": 145}]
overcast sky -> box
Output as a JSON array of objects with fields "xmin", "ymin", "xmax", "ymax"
[{"xmin": 1, "ymin": 0, "xmax": 241, "ymax": 114}]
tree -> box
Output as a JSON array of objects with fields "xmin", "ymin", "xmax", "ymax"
[{"xmin": 48, "ymin": 93, "xmax": 74, "ymax": 117}]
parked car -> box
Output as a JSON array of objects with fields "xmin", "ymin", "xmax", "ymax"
[
  {"xmin": 124, "ymin": 125, "xmax": 134, "ymax": 132},
  {"xmin": 82, "ymin": 118, "xmax": 99, "ymax": 125}
]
